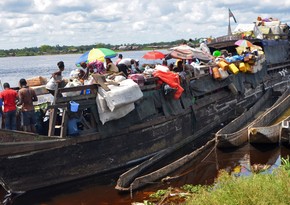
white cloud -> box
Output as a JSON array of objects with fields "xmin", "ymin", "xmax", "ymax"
[{"xmin": 0, "ymin": 0, "xmax": 289, "ymax": 49}]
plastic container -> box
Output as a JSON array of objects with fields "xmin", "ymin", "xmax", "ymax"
[
  {"xmin": 218, "ymin": 61, "xmax": 229, "ymax": 70},
  {"xmin": 218, "ymin": 68, "xmax": 229, "ymax": 79},
  {"xmin": 239, "ymin": 62, "xmax": 247, "ymax": 72},
  {"xmin": 245, "ymin": 63, "xmax": 252, "ymax": 72},
  {"xmin": 229, "ymin": 63, "xmax": 239, "ymax": 74},
  {"xmin": 70, "ymin": 101, "xmax": 79, "ymax": 112},
  {"xmin": 212, "ymin": 67, "xmax": 221, "ymax": 79}
]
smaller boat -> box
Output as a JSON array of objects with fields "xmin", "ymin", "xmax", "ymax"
[
  {"xmin": 115, "ymin": 119, "xmax": 221, "ymax": 191},
  {"xmin": 115, "ymin": 138, "xmax": 215, "ymax": 191},
  {"xmin": 281, "ymin": 119, "xmax": 290, "ymax": 144},
  {"xmin": 248, "ymin": 90, "xmax": 290, "ymax": 144},
  {"xmin": 215, "ymin": 88, "xmax": 287, "ymax": 148}
]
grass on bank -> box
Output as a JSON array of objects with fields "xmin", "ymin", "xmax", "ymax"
[{"xmin": 139, "ymin": 156, "xmax": 290, "ymax": 205}]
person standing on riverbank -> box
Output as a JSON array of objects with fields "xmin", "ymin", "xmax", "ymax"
[
  {"xmin": 0, "ymin": 83, "xmax": 18, "ymax": 130},
  {"xmin": 17, "ymin": 78, "xmax": 38, "ymax": 133}
]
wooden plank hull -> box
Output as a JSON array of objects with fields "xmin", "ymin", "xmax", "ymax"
[
  {"xmin": 215, "ymin": 88, "xmax": 280, "ymax": 148},
  {"xmin": 0, "ymin": 111, "xmax": 195, "ymax": 193},
  {"xmin": 249, "ymin": 91, "xmax": 290, "ymax": 144},
  {"xmin": 115, "ymin": 119, "xmax": 221, "ymax": 191},
  {"xmin": 281, "ymin": 119, "xmax": 290, "ymax": 144},
  {"xmin": 116, "ymin": 139, "xmax": 215, "ymax": 191}
]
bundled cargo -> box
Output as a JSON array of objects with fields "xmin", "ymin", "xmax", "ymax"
[{"xmin": 26, "ymin": 76, "xmax": 47, "ymax": 87}]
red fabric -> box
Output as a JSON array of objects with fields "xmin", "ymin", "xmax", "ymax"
[
  {"xmin": 153, "ymin": 70, "xmax": 184, "ymax": 99},
  {"xmin": 0, "ymin": 89, "xmax": 18, "ymax": 112}
]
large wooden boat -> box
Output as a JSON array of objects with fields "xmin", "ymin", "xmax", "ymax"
[
  {"xmin": 0, "ymin": 20, "xmax": 290, "ymax": 194},
  {"xmin": 215, "ymin": 88, "xmax": 287, "ymax": 148},
  {"xmin": 249, "ymin": 93, "xmax": 290, "ymax": 144}
]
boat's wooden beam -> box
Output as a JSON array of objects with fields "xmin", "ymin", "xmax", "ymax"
[
  {"xmin": 60, "ymin": 109, "xmax": 68, "ymax": 138},
  {"xmin": 56, "ymin": 94, "xmax": 96, "ymax": 103}
]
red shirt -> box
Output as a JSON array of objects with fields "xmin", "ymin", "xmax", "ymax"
[{"xmin": 0, "ymin": 88, "xmax": 18, "ymax": 112}]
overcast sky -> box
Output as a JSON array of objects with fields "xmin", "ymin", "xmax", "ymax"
[{"xmin": 1, "ymin": 0, "xmax": 290, "ymax": 50}]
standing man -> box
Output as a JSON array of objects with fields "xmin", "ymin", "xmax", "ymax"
[
  {"xmin": 0, "ymin": 83, "xmax": 18, "ymax": 130},
  {"xmin": 17, "ymin": 79, "xmax": 38, "ymax": 133}
]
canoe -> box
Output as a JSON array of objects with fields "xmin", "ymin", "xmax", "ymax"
[
  {"xmin": 215, "ymin": 88, "xmax": 287, "ymax": 148},
  {"xmin": 116, "ymin": 138, "xmax": 216, "ymax": 191},
  {"xmin": 281, "ymin": 118, "xmax": 290, "ymax": 144},
  {"xmin": 115, "ymin": 117, "xmax": 223, "ymax": 191},
  {"xmin": 248, "ymin": 90, "xmax": 290, "ymax": 144}
]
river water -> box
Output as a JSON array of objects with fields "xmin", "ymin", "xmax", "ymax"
[
  {"xmin": 1, "ymin": 143, "xmax": 289, "ymax": 205},
  {"xmin": 0, "ymin": 53, "xmax": 290, "ymax": 204}
]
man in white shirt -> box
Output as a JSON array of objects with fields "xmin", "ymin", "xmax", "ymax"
[{"xmin": 117, "ymin": 58, "xmax": 139, "ymax": 76}]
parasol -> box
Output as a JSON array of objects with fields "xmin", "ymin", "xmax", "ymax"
[
  {"xmin": 75, "ymin": 48, "xmax": 117, "ymax": 66},
  {"xmin": 234, "ymin": 39, "xmax": 253, "ymax": 48},
  {"xmin": 142, "ymin": 51, "xmax": 165, "ymax": 60}
]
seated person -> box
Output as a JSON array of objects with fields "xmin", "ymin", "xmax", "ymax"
[
  {"xmin": 80, "ymin": 60, "xmax": 105, "ymax": 79},
  {"xmin": 105, "ymin": 58, "xmax": 119, "ymax": 73}
]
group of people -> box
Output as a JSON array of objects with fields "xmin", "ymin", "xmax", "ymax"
[
  {"xmin": 0, "ymin": 79, "xmax": 38, "ymax": 133},
  {"xmin": 45, "ymin": 55, "xmax": 141, "ymax": 98}
]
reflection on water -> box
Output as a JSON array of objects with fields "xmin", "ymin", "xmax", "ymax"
[{"xmin": 1, "ymin": 143, "xmax": 289, "ymax": 205}]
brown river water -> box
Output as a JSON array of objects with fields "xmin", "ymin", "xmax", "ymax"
[{"xmin": 1, "ymin": 142, "xmax": 290, "ymax": 205}]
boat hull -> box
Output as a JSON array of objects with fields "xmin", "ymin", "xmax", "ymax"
[
  {"xmin": 0, "ymin": 111, "xmax": 195, "ymax": 192},
  {"xmin": 249, "ymin": 91, "xmax": 290, "ymax": 144},
  {"xmin": 215, "ymin": 88, "xmax": 283, "ymax": 148}
]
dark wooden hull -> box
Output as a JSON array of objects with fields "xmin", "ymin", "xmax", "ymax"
[
  {"xmin": 0, "ymin": 110, "xmax": 196, "ymax": 192},
  {"xmin": 281, "ymin": 119, "xmax": 290, "ymax": 144},
  {"xmin": 215, "ymin": 87, "xmax": 288, "ymax": 148},
  {"xmin": 116, "ymin": 138, "xmax": 216, "ymax": 191},
  {"xmin": 249, "ymin": 92, "xmax": 290, "ymax": 144}
]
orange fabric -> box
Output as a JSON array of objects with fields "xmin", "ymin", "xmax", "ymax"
[{"xmin": 153, "ymin": 70, "xmax": 184, "ymax": 99}]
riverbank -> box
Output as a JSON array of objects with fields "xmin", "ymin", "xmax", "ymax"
[{"xmin": 136, "ymin": 157, "xmax": 290, "ymax": 205}]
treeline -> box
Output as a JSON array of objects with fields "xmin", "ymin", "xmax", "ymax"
[{"xmin": 0, "ymin": 38, "xmax": 201, "ymax": 57}]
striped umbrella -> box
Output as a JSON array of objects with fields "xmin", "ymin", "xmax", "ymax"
[
  {"xmin": 75, "ymin": 48, "xmax": 117, "ymax": 66},
  {"xmin": 234, "ymin": 39, "xmax": 253, "ymax": 48}
]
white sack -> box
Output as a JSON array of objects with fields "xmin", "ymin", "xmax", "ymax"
[
  {"xmin": 96, "ymin": 93, "xmax": 135, "ymax": 124},
  {"xmin": 62, "ymin": 79, "xmax": 82, "ymax": 97},
  {"xmin": 98, "ymin": 79, "xmax": 143, "ymax": 112}
]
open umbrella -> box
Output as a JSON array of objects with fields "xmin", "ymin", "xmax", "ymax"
[
  {"xmin": 142, "ymin": 51, "xmax": 165, "ymax": 60},
  {"xmin": 234, "ymin": 39, "xmax": 253, "ymax": 48},
  {"xmin": 75, "ymin": 48, "xmax": 117, "ymax": 66}
]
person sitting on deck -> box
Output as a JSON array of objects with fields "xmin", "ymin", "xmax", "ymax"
[
  {"xmin": 173, "ymin": 60, "xmax": 184, "ymax": 72},
  {"xmin": 17, "ymin": 78, "xmax": 38, "ymax": 133},
  {"xmin": 105, "ymin": 58, "xmax": 119, "ymax": 73},
  {"xmin": 80, "ymin": 60, "xmax": 105, "ymax": 79}
]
